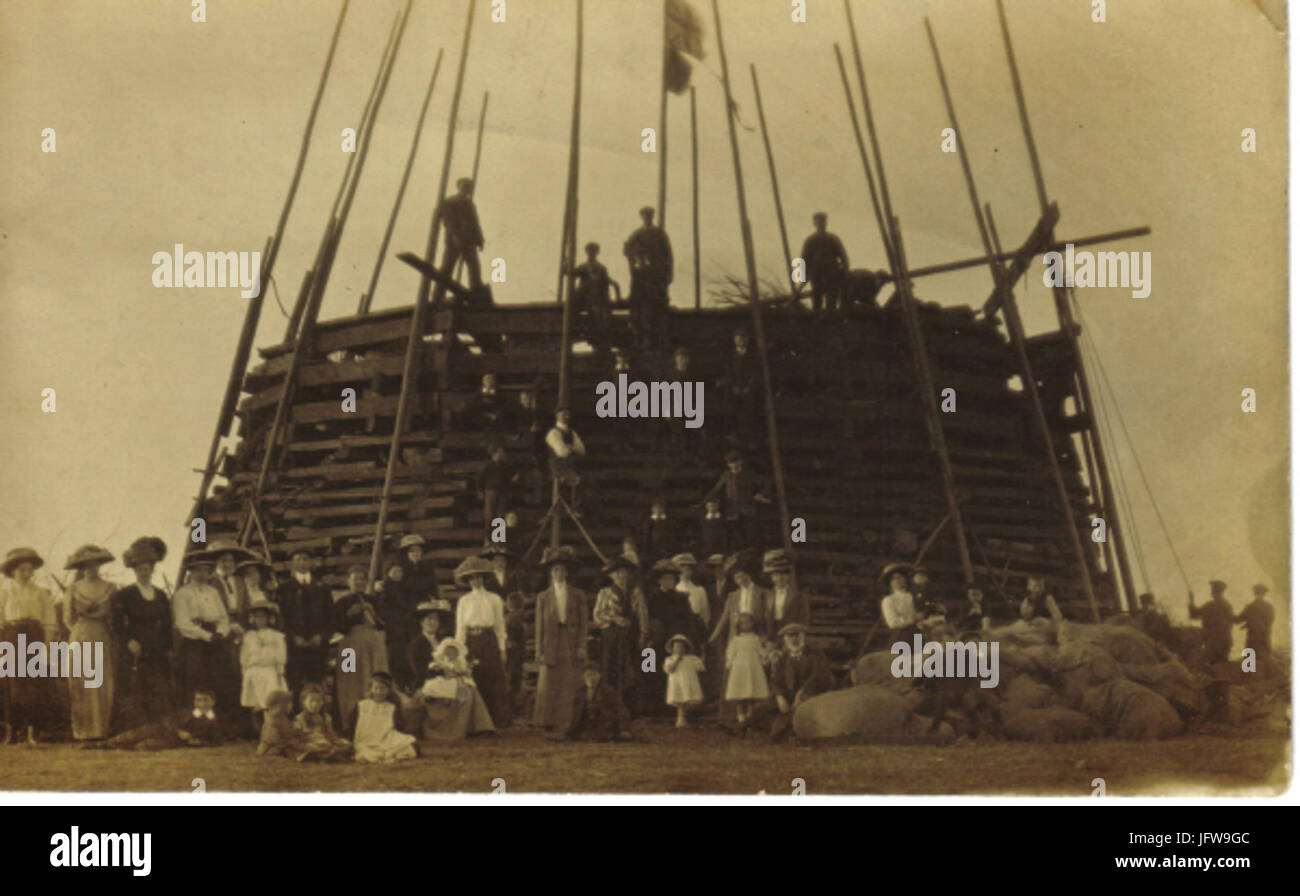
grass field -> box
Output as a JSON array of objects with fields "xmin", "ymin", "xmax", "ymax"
[{"xmin": 0, "ymin": 724, "xmax": 1289, "ymax": 796}]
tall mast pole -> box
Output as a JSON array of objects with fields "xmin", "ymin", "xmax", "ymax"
[
  {"xmin": 552, "ymin": 0, "xmax": 584, "ymax": 550},
  {"xmin": 690, "ymin": 84, "xmax": 701, "ymax": 310},
  {"xmin": 749, "ymin": 64, "xmax": 795, "ymax": 300},
  {"xmin": 657, "ymin": 0, "xmax": 669, "ymax": 226},
  {"xmin": 924, "ymin": 17, "xmax": 1099, "ymax": 620},
  {"xmin": 187, "ymin": 0, "xmax": 350, "ymax": 529},
  {"xmin": 369, "ymin": 0, "xmax": 477, "ymax": 587},
  {"xmin": 995, "ymin": 0, "xmax": 1136, "ymax": 610},
  {"xmin": 360, "ymin": 48, "xmax": 445, "ymax": 314},
  {"xmin": 415, "ymin": 0, "xmax": 477, "ymax": 311},
  {"xmin": 711, "ymin": 0, "xmax": 791, "ymax": 550}
]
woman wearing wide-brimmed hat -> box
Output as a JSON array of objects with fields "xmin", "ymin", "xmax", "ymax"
[
  {"xmin": 2, "ymin": 547, "xmax": 62, "ymax": 744},
  {"xmin": 878, "ymin": 561, "xmax": 919, "ymax": 641},
  {"xmin": 453, "ymin": 555, "xmax": 509, "ymax": 726},
  {"xmin": 112, "ymin": 537, "xmax": 174, "ymax": 728},
  {"xmin": 592, "ymin": 554, "xmax": 649, "ymax": 715},
  {"xmin": 532, "ymin": 546, "xmax": 589, "ymax": 729},
  {"xmin": 63, "ymin": 544, "xmax": 118, "ymax": 740}
]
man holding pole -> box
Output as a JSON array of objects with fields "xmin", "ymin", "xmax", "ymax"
[
  {"xmin": 623, "ymin": 206, "xmax": 673, "ymax": 349},
  {"xmin": 434, "ymin": 176, "xmax": 485, "ymax": 304}
]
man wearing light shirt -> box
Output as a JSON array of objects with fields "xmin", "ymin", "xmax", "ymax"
[
  {"xmin": 763, "ymin": 549, "xmax": 810, "ymax": 640},
  {"xmin": 546, "ymin": 407, "xmax": 588, "ymax": 516}
]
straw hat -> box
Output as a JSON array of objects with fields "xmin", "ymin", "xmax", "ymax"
[
  {"xmin": 245, "ymin": 598, "xmax": 280, "ymax": 622},
  {"xmin": 454, "ymin": 555, "xmax": 494, "ymax": 586},
  {"xmin": 666, "ymin": 633, "xmax": 694, "ymax": 653},
  {"xmin": 64, "ymin": 544, "xmax": 114, "ymax": 571},
  {"xmin": 236, "ymin": 557, "xmax": 271, "ymax": 576},
  {"xmin": 603, "ymin": 555, "xmax": 639, "ymax": 577},
  {"xmin": 670, "ymin": 552, "xmax": 698, "ymax": 571},
  {"xmin": 1252, "ymin": 584, "xmax": 1269, "ymax": 597},
  {"xmin": 762, "ymin": 549, "xmax": 795, "ymax": 575},
  {"xmin": 415, "ymin": 600, "xmax": 444, "ymax": 620},
  {"xmin": 205, "ymin": 540, "xmax": 255, "ymax": 563},
  {"xmin": 184, "ymin": 549, "xmax": 217, "ymax": 569},
  {"xmin": 722, "ymin": 550, "xmax": 758, "ymax": 583},
  {"xmin": 540, "ymin": 545, "xmax": 579, "ymax": 572},
  {"xmin": 777, "ymin": 622, "xmax": 808, "ymax": 640},
  {"xmin": 651, "ymin": 558, "xmax": 680, "ymax": 576},
  {"xmin": 878, "ymin": 562, "xmax": 914, "ymax": 586},
  {"xmin": 400, "ymin": 534, "xmax": 427, "ymax": 550},
  {"xmin": 2, "ymin": 547, "xmax": 44, "ymax": 577}
]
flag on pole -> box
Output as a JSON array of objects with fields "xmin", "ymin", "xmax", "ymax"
[{"xmin": 664, "ymin": 0, "xmax": 705, "ymax": 94}]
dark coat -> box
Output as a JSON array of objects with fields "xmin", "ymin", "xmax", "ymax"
[
  {"xmin": 770, "ymin": 647, "xmax": 834, "ymax": 704},
  {"xmin": 534, "ymin": 586, "xmax": 589, "ymax": 668},
  {"xmin": 565, "ymin": 682, "xmax": 630, "ymax": 741},
  {"xmin": 277, "ymin": 578, "xmax": 334, "ymax": 643},
  {"xmin": 707, "ymin": 468, "xmax": 766, "ymax": 518},
  {"xmin": 112, "ymin": 584, "xmax": 173, "ymax": 664},
  {"xmin": 439, "ymin": 194, "xmax": 484, "ymax": 250},
  {"xmin": 768, "ymin": 586, "xmax": 812, "ymax": 636}
]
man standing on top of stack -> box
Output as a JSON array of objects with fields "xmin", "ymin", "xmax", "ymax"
[
  {"xmin": 800, "ymin": 212, "xmax": 849, "ymax": 313},
  {"xmin": 434, "ymin": 176, "xmax": 485, "ymax": 304},
  {"xmin": 623, "ymin": 205, "xmax": 673, "ymax": 349}
]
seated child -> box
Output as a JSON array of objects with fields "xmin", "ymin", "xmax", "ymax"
[
  {"xmin": 413, "ymin": 638, "xmax": 495, "ymax": 740},
  {"xmin": 348, "ymin": 672, "xmax": 417, "ymax": 763},
  {"xmin": 256, "ymin": 690, "xmax": 303, "ymax": 757},
  {"xmin": 294, "ymin": 682, "xmax": 351, "ymax": 762},
  {"xmin": 564, "ymin": 662, "xmax": 632, "ymax": 742},
  {"xmin": 88, "ymin": 689, "xmax": 227, "ymax": 751},
  {"xmin": 663, "ymin": 634, "xmax": 705, "ymax": 728},
  {"xmin": 724, "ymin": 613, "xmax": 770, "ymax": 725}
]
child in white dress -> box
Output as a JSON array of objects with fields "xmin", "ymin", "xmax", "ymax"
[
  {"xmin": 350, "ymin": 672, "xmax": 417, "ymax": 763},
  {"xmin": 240, "ymin": 601, "xmax": 288, "ymax": 728},
  {"xmin": 724, "ymin": 613, "xmax": 769, "ymax": 724},
  {"xmin": 663, "ymin": 634, "xmax": 705, "ymax": 728}
]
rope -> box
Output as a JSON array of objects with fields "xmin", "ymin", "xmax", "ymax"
[
  {"xmin": 1068, "ymin": 289, "xmax": 1191, "ymax": 591},
  {"xmin": 269, "ymin": 274, "xmax": 289, "ymax": 319},
  {"xmin": 1083, "ymin": 329, "xmax": 1151, "ymax": 591}
]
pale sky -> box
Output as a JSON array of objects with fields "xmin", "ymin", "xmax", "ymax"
[{"xmin": 0, "ymin": 0, "xmax": 1288, "ymax": 633}]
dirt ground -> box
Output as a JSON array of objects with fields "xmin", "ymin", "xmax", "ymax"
[{"xmin": 0, "ymin": 723, "xmax": 1289, "ymax": 796}]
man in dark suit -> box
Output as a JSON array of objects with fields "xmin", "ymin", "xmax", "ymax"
[
  {"xmin": 706, "ymin": 451, "xmax": 770, "ymax": 551},
  {"xmin": 623, "ymin": 205, "xmax": 673, "ymax": 349},
  {"xmin": 799, "ymin": 211, "xmax": 849, "ymax": 312},
  {"xmin": 277, "ymin": 549, "xmax": 335, "ymax": 694},
  {"xmin": 434, "ymin": 176, "xmax": 485, "ymax": 304},
  {"xmin": 766, "ymin": 622, "xmax": 834, "ymax": 740},
  {"xmin": 764, "ymin": 549, "xmax": 810, "ymax": 641},
  {"xmin": 563, "ymin": 662, "xmax": 632, "ymax": 742}
]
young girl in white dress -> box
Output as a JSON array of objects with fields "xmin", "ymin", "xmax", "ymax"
[
  {"xmin": 240, "ymin": 601, "xmax": 288, "ymax": 728},
  {"xmin": 663, "ymin": 634, "xmax": 705, "ymax": 728},
  {"xmin": 724, "ymin": 613, "xmax": 769, "ymax": 724},
  {"xmin": 349, "ymin": 672, "xmax": 416, "ymax": 763}
]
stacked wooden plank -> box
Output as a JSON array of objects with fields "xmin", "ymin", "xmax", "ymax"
[{"xmin": 195, "ymin": 297, "xmax": 1117, "ymax": 673}]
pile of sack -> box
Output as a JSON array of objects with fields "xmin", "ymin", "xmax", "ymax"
[{"xmin": 792, "ymin": 618, "xmax": 1287, "ymax": 742}]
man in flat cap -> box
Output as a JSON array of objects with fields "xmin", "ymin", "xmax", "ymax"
[
  {"xmin": 1235, "ymin": 584, "xmax": 1275, "ymax": 670},
  {"xmin": 623, "ymin": 206, "xmax": 673, "ymax": 349},
  {"xmin": 764, "ymin": 622, "xmax": 833, "ymax": 740},
  {"xmin": 799, "ymin": 211, "xmax": 849, "ymax": 312},
  {"xmin": 1188, "ymin": 580, "xmax": 1235, "ymax": 664},
  {"xmin": 434, "ymin": 176, "xmax": 485, "ymax": 304}
]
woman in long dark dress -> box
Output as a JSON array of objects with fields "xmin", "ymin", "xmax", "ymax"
[
  {"xmin": 532, "ymin": 547, "xmax": 588, "ymax": 730},
  {"xmin": 591, "ymin": 556, "xmax": 648, "ymax": 715},
  {"xmin": 112, "ymin": 537, "xmax": 173, "ymax": 730}
]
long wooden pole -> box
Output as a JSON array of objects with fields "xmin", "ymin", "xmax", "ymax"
[
  {"xmin": 995, "ymin": 0, "xmax": 1136, "ymax": 611},
  {"xmin": 839, "ymin": 11, "xmax": 974, "ymax": 585},
  {"xmin": 887, "ymin": 216, "xmax": 975, "ymax": 585},
  {"xmin": 245, "ymin": 9, "xmax": 408, "ymax": 545},
  {"xmin": 416, "ymin": 0, "xmax": 477, "ymax": 311},
  {"xmin": 690, "ymin": 85, "xmax": 701, "ymax": 310},
  {"xmin": 711, "ymin": 0, "xmax": 791, "ymax": 550},
  {"xmin": 749, "ymin": 64, "xmax": 795, "ymax": 300},
  {"xmin": 657, "ymin": 0, "xmax": 668, "ymax": 226},
  {"xmin": 924, "ymin": 18, "xmax": 1098, "ymax": 620},
  {"xmin": 369, "ymin": 0, "xmax": 476, "ymax": 586},
  {"xmin": 287, "ymin": 13, "xmax": 399, "ymax": 341},
  {"xmin": 360, "ymin": 48, "xmax": 445, "ymax": 314},
  {"xmin": 187, "ymin": 0, "xmax": 349, "ymax": 528},
  {"xmin": 551, "ymin": 0, "xmax": 584, "ymax": 550},
  {"xmin": 833, "ymin": 45, "xmax": 892, "ymax": 261}
]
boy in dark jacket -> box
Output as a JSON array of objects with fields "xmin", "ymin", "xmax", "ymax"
[{"xmin": 564, "ymin": 663, "xmax": 632, "ymax": 742}]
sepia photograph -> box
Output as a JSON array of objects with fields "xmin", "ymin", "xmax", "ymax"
[{"xmin": 0, "ymin": 0, "xmax": 1290, "ymax": 803}]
